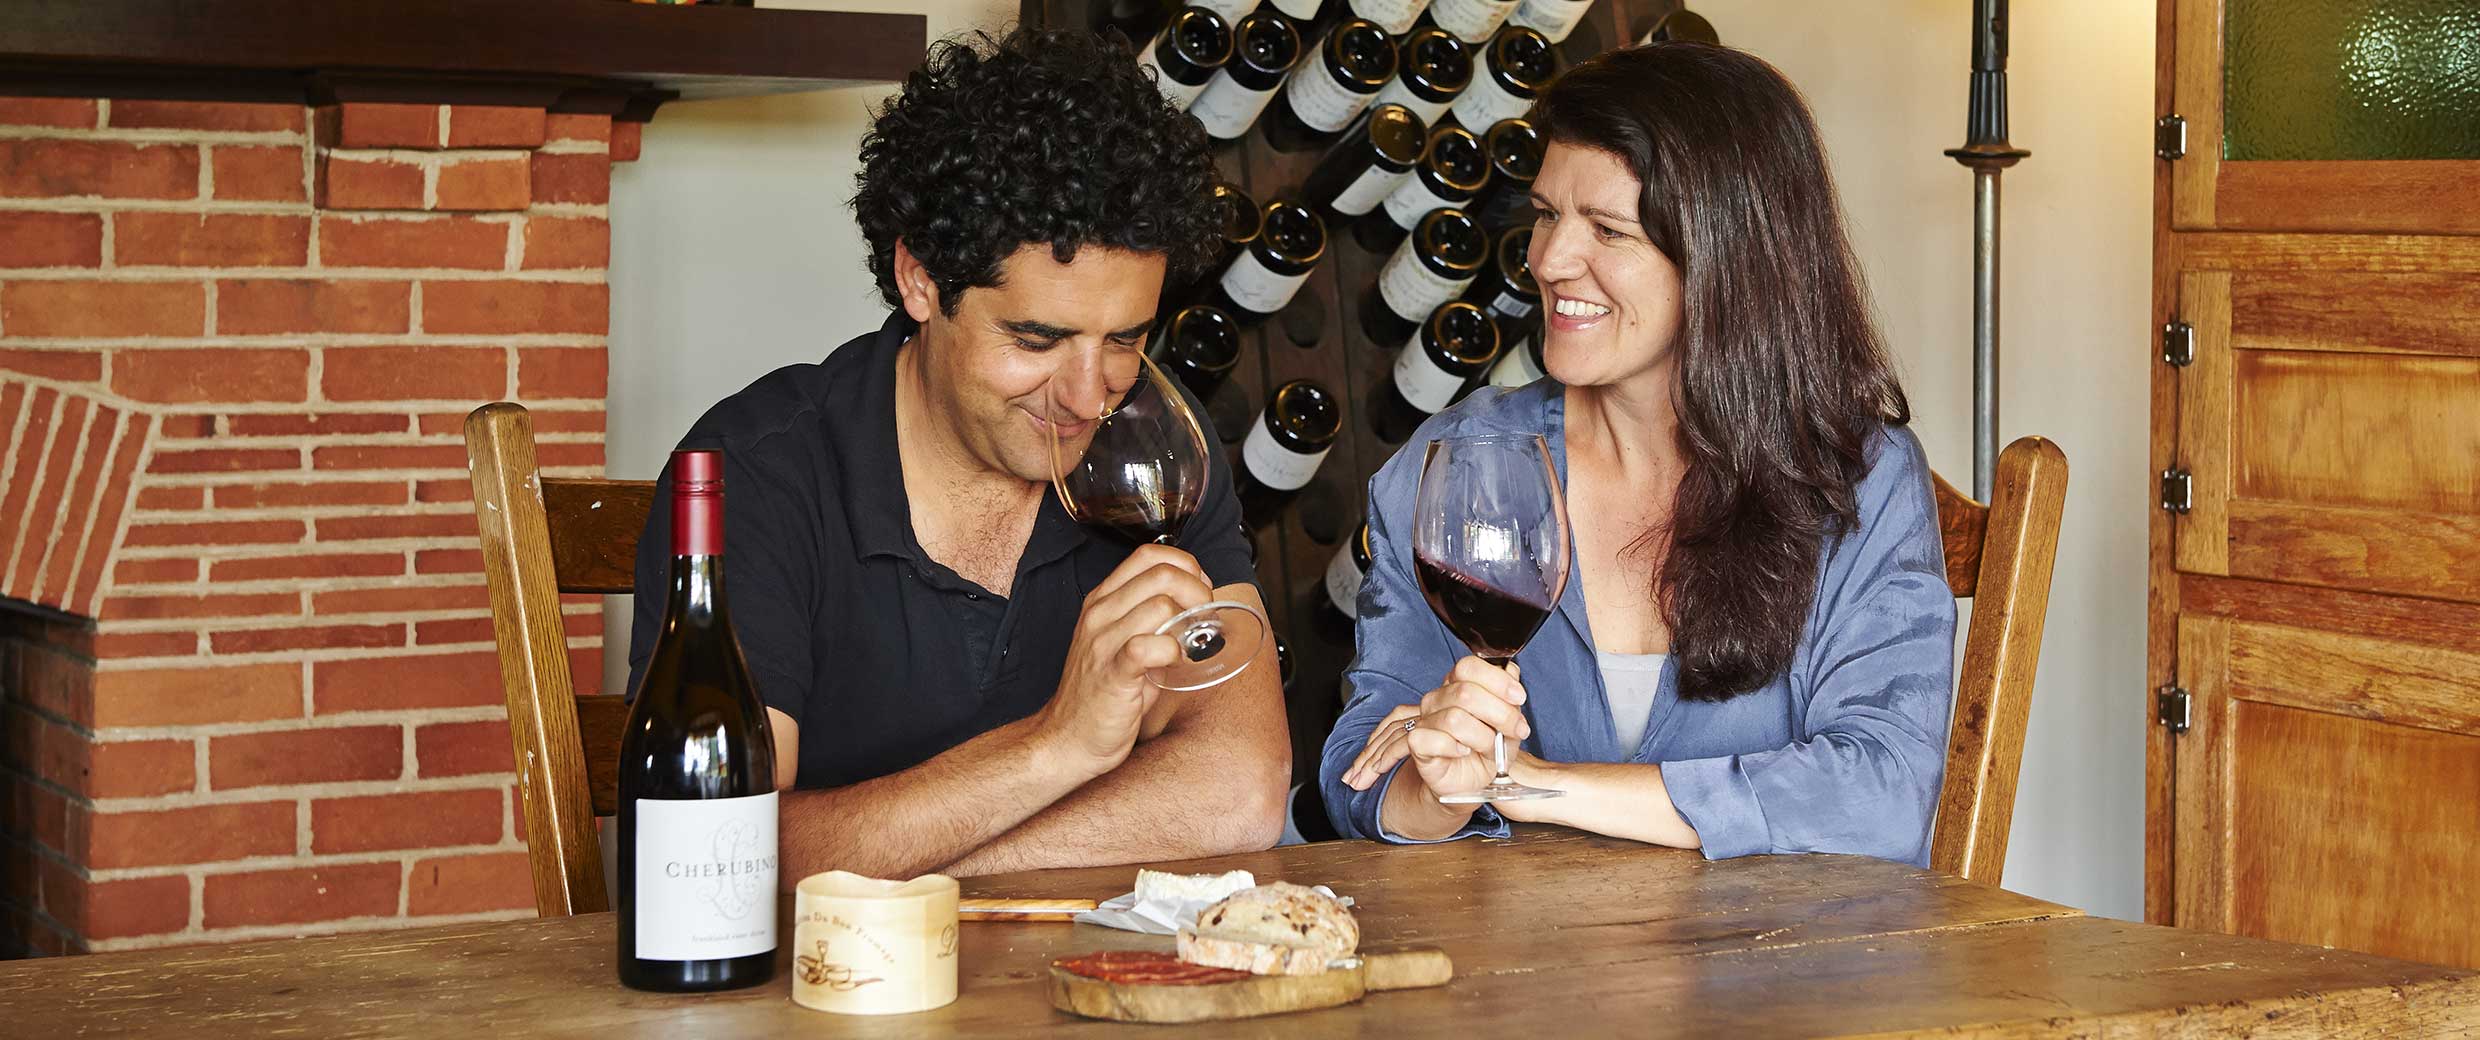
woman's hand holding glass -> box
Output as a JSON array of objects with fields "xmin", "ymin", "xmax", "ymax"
[{"xmin": 1341, "ymin": 657, "xmax": 1534, "ymax": 802}]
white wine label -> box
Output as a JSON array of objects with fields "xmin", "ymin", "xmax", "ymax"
[
  {"xmin": 1394, "ymin": 337, "xmax": 1471, "ymax": 413},
  {"xmin": 1243, "ymin": 415, "xmax": 1329, "ymax": 491},
  {"xmin": 1452, "ymin": 66, "xmax": 1532, "ymax": 128},
  {"xmin": 1378, "ymin": 236, "xmax": 1477, "ymax": 322},
  {"xmin": 1194, "ymin": 0, "xmax": 1257, "ymax": 19},
  {"xmin": 1139, "ymin": 41, "xmax": 1212, "ymax": 111},
  {"xmin": 1511, "ymin": 0, "xmax": 1593, "ymax": 42},
  {"xmin": 633, "ymin": 791, "xmax": 779, "ymax": 961},
  {"xmin": 1488, "ymin": 338, "xmax": 1545, "ymax": 387},
  {"xmin": 1219, "ymin": 250, "xmax": 1311, "ymax": 314},
  {"xmin": 1330, "ymin": 162, "xmax": 1411, "ymax": 216},
  {"xmin": 1191, "ymin": 71, "xmax": 1280, "ymax": 139},
  {"xmin": 1371, "ymin": 78, "xmax": 1456, "ymax": 127},
  {"xmin": 1284, "ymin": 56, "xmax": 1379, "ymax": 133},
  {"xmin": 1431, "ymin": 0, "xmax": 1518, "ymax": 43},
  {"xmin": 1269, "ymin": 0, "xmax": 1326, "ymax": 18},
  {"xmin": 1489, "ymin": 291, "xmax": 1535, "ymax": 318},
  {"xmin": 1382, "ymin": 171, "xmax": 1462, "ymax": 232},
  {"xmin": 1352, "ymin": 0, "xmax": 1429, "ymax": 34},
  {"xmin": 1324, "ymin": 540, "xmax": 1366, "ymax": 617}
]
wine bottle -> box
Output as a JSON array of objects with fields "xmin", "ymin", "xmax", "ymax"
[
  {"xmin": 1149, "ymin": 303, "xmax": 1244, "ymax": 399},
  {"xmin": 1262, "ymin": 18, "xmax": 1398, "ymax": 153},
  {"xmin": 1210, "ymin": 197, "xmax": 1328, "ymax": 323},
  {"xmin": 1448, "ymin": 24, "xmax": 1554, "ymax": 130},
  {"xmin": 1360, "ymin": 123, "xmax": 1486, "ymax": 252},
  {"xmin": 1138, "ymin": 6, "xmax": 1237, "ymax": 111},
  {"xmin": 1362, "ymin": 206, "xmax": 1486, "ymax": 347},
  {"xmin": 1191, "ymin": 11, "xmax": 1305, "ymax": 141},
  {"xmin": 1468, "ymin": 117, "xmax": 1543, "ymax": 229},
  {"xmin": 1638, "ymin": 8, "xmax": 1720, "ymax": 45},
  {"xmin": 618, "ymin": 450, "xmax": 780, "ymax": 994},
  {"xmin": 1421, "ymin": 0, "xmax": 1518, "ymax": 43},
  {"xmin": 1485, "ymin": 331, "xmax": 1547, "ymax": 387},
  {"xmin": 1300, "ymin": 102, "xmax": 1426, "ymax": 221},
  {"xmin": 1458, "ymin": 224, "xmax": 1540, "ymax": 347},
  {"xmin": 1314, "ymin": 519, "xmax": 1373, "ymax": 642},
  {"xmin": 1236, "ymin": 378, "xmax": 1342, "ymax": 529},
  {"xmin": 1375, "ymin": 300, "xmax": 1501, "ymax": 441},
  {"xmin": 1368, "ymin": 26, "xmax": 1472, "ymax": 128},
  {"xmin": 1333, "ymin": 0, "xmax": 1429, "ymax": 35},
  {"xmin": 1509, "ymin": 0, "xmax": 1592, "ymax": 43}
]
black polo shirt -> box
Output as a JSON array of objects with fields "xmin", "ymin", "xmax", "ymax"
[{"xmin": 626, "ymin": 311, "xmax": 1256, "ymax": 790}]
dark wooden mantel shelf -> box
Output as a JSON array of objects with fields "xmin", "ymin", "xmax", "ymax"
[{"xmin": 0, "ymin": 0, "xmax": 927, "ymax": 121}]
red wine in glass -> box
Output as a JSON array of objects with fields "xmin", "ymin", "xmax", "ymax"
[{"xmin": 1413, "ymin": 554, "xmax": 1553, "ymax": 662}]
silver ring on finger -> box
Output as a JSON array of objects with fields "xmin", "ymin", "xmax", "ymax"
[{"xmin": 1403, "ymin": 717, "xmax": 1419, "ymax": 735}]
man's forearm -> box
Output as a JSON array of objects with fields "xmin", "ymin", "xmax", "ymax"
[{"xmin": 776, "ymin": 715, "xmax": 1093, "ymax": 883}]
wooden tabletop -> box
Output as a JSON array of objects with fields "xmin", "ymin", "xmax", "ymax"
[{"xmin": 5, "ymin": 828, "xmax": 2474, "ymax": 1037}]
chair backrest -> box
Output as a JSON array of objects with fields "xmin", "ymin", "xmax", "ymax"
[
  {"xmin": 1926, "ymin": 437, "xmax": 2070, "ymax": 886},
  {"xmin": 471, "ymin": 401, "xmax": 2067, "ymax": 911},
  {"xmin": 466, "ymin": 402, "xmax": 644, "ymax": 917}
]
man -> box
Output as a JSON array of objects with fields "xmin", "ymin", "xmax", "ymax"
[{"xmin": 626, "ymin": 29, "xmax": 1288, "ymax": 880}]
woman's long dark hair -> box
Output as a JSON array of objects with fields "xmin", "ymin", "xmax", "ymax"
[{"xmin": 1530, "ymin": 43, "xmax": 1910, "ymax": 700}]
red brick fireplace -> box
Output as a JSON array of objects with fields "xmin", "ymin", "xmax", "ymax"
[{"xmin": 0, "ymin": 96, "xmax": 640, "ymax": 954}]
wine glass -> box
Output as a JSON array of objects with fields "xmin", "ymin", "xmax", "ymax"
[
  {"xmin": 1411, "ymin": 434, "xmax": 1572, "ymax": 803},
  {"xmin": 1048, "ymin": 352, "xmax": 1268, "ymax": 691}
]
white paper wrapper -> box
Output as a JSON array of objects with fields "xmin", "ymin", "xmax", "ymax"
[{"xmin": 1073, "ymin": 885, "xmax": 1356, "ymax": 935}]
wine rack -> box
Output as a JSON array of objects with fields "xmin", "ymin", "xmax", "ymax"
[{"xmin": 1023, "ymin": 0, "xmax": 1693, "ymax": 794}]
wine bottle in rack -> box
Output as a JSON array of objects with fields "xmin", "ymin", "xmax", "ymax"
[
  {"xmin": 1447, "ymin": 24, "xmax": 1554, "ymax": 130},
  {"xmin": 618, "ymin": 450, "xmax": 779, "ymax": 994},
  {"xmin": 1314, "ymin": 518, "xmax": 1373, "ymax": 642},
  {"xmin": 1261, "ymin": 17, "xmax": 1397, "ymax": 153},
  {"xmin": 1485, "ymin": 331, "xmax": 1547, "ymax": 387},
  {"xmin": 1420, "ymin": 0, "xmax": 1519, "ymax": 44},
  {"xmin": 1191, "ymin": 10, "xmax": 1305, "ymax": 141},
  {"xmin": 1374, "ymin": 300, "xmax": 1502, "ymax": 442},
  {"xmin": 1137, "ymin": 6, "xmax": 1237, "ymax": 111},
  {"xmin": 1361, "ymin": 206, "xmax": 1486, "ymax": 347},
  {"xmin": 1469, "ymin": 117, "xmax": 1543, "ymax": 229},
  {"xmin": 1300, "ymin": 102, "xmax": 1426, "ymax": 221},
  {"xmin": 1093, "ymin": 0, "xmax": 1181, "ymax": 44},
  {"xmin": 1509, "ymin": 0, "xmax": 1593, "ymax": 43},
  {"xmin": 1368, "ymin": 26, "xmax": 1473, "ymax": 128},
  {"xmin": 1358, "ymin": 122, "xmax": 1487, "ymax": 252},
  {"xmin": 1209, "ymin": 197, "xmax": 1328, "ymax": 323},
  {"xmin": 1165, "ymin": 181, "xmax": 1260, "ymax": 312},
  {"xmin": 1458, "ymin": 224, "xmax": 1540, "ymax": 348},
  {"xmin": 1328, "ymin": 0, "xmax": 1431, "ymax": 35},
  {"xmin": 1149, "ymin": 303, "xmax": 1244, "ymax": 399},
  {"xmin": 1235, "ymin": 378, "xmax": 1342, "ymax": 530}
]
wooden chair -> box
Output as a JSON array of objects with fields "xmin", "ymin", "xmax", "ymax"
[
  {"xmin": 1926, "ymin": 437, "xmax": 2070, "ymax": 885},
  {"xmin": 469, "ymin": 398, "xmax": 2066, "ymax": 912},
  {"xmin": 466, "ymin": 402, "xmax": 647, "ymax": 916}
]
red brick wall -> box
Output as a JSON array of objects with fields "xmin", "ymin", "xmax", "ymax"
[{"xmin": 0, "ymin": 98, "xmax": 628, "ymax": 955}]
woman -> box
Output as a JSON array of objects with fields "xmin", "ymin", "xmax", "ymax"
[{"xmin": 1320, "ymin": 42, "xmax": 1955, "ymax": 863}]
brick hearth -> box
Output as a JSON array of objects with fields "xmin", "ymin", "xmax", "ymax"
[{"xmin": 0, "ymin": 97, "xmax": 640, "ymax": 955}]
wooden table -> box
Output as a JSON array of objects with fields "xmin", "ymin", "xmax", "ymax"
[{"xmin": 6, "ymin": 829, "xmax": 2474, "ymax": 1036}]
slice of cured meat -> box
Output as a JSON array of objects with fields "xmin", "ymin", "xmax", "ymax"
[{"xmin": 1053, "ymin": 950, "xmax": 1254, "ymax": 986}]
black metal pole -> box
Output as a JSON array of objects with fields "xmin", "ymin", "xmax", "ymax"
[{"xmin": 1944, "ymin": 0, "xmax": 2028, "ymax": 501}]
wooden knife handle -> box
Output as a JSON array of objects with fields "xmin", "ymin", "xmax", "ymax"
[{"xmin": 1361, "ymin": 948, "xmax": 1454, "ymax": 991}]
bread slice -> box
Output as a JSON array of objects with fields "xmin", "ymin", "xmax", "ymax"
[{"xmin": 1175, "ymin": 883, "xmax": 1358, "ymax": 976}]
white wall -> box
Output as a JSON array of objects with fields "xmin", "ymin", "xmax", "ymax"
[
  {"xmin": 1715, "ymin": 0, "xmax": 2155, "ymax": 919},
  {"xmin": 606, "ymin": 0, "xmax": 2157, "ymax": 920}
]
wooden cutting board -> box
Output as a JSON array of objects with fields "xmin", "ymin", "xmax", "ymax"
[{"xmin": 1048, "ymin": 948, "xmax": 1454, "ymax": 1023}]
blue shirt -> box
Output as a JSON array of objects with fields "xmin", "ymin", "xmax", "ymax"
[{"xmin": 1318, "ymin": 381, "xmax": 1957, "ymax": 864}]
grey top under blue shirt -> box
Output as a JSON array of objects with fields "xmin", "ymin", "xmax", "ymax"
[{"xmin": 1318, "ymin": 379, "xmax": 1958, "ymax": 865}]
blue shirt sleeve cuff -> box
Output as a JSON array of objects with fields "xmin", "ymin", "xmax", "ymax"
[
  {"xmin": 1366, "ymin": 763, "xmax": 1511, "ymax": 844},
  {"xmin": 1661, "ymin": 756, "xmax": 1772, "ymax": 860}
]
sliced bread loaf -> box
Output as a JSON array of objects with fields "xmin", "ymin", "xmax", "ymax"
[{"xmin": 1175, "ymin": 883, "xmax": 1358, "ymax": 976}]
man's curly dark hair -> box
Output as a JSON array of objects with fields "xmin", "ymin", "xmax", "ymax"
[{"xmin": 851, "ymin": 28, "xmax": 1225, "ymax": 315}]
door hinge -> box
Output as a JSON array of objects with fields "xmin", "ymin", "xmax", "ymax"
[
  {"xmin": 2156, "ymin": 114, "xmax": 2187, "ymax": 160},
  {"xmin": 2162, "ymin": 320, "xmax": 2195, "ymax": 367},
  {"xmin": 2157, "ymin": 685, "xmax": 2192, "ymax": 734},
  {"xmin": 2160, "ymin": 467, "xmax": 2193, "ymax": 513}
]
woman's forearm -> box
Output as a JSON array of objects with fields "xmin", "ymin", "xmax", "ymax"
[
  {"xmin": 1511, "ymin": 758, "xmax": 1702, "ymax": 848},
  {"xmin": 1378, "ymin": 766, "xmax": 1481, "ymax": 841}
]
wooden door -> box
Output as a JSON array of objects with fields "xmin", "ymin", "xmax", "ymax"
[{"xmin": 2150, "ymin": 0, "xmax": 2480, "ymax": 969}]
